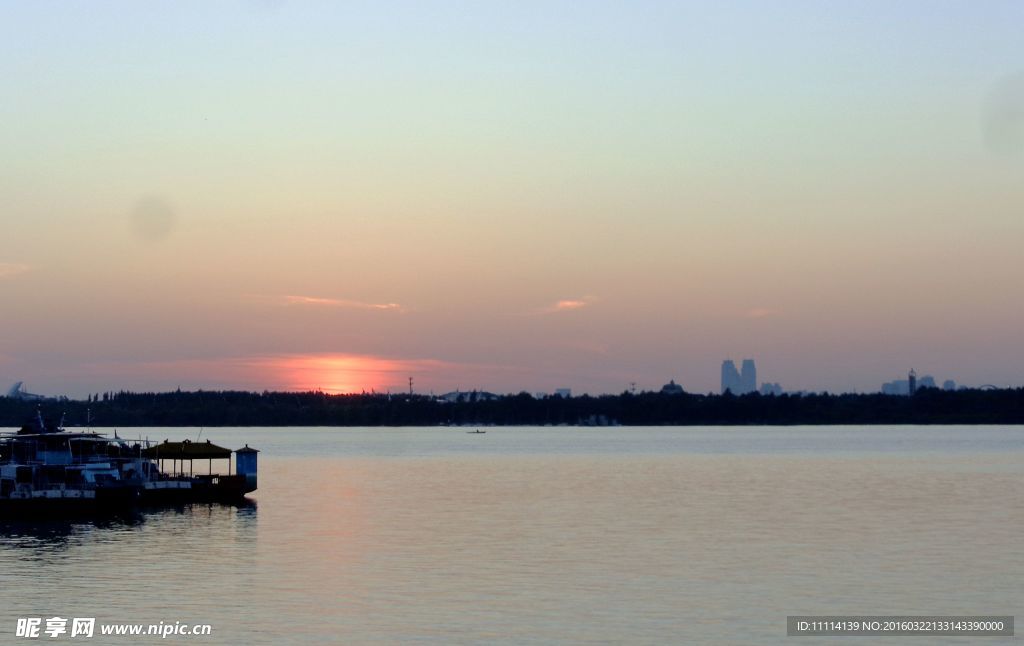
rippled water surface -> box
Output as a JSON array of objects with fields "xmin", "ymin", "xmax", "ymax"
[{"xmin": 1, "ymin": 426, "xmax": 1021, "ymax": 644}]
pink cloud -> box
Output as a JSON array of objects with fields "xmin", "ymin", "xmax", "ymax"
[
  {"xmin": 282, "ymin": 295, "xmax": 403, "ymax": 311},
  {"xmin": 526, "ymin": 297, "xmax": 596, "ymax": 315},
  {"xmin": 555, "ymin": 299, "xmax": 588, "ymax": 311},
  {"xmin": 0, "ymin": 263, "xmax": 30, "ymax": 279},
  {"xmin": 743, "ymin": 307, "xmax": 778, "ymax": 319}
]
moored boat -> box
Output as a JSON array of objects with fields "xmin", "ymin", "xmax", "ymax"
[
  {"xmin": 0, "ymin": 413, "xmax": 258, "ymax": 517},
  {"xmin": 139, "ymin": 439, "xmax": 258, "ymax": 504}
]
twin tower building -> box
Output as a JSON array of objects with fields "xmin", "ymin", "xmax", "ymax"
[{"xmin": 721, "ymin": 359, "xmax": 757, "ymax": 395}]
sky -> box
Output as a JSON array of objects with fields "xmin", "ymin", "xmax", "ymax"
[{"xmin": 1, "ymin": 1, "xmax": 1023, "ymax": 398}]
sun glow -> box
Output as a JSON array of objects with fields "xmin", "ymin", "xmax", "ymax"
[{"xmin": 271, "ymin": 354, "xmax": 445, "ymax": 394}]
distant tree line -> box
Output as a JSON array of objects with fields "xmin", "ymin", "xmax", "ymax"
[{"xmin": 2, "ymin": 387, "xmax": 1024, "ymax": 427}]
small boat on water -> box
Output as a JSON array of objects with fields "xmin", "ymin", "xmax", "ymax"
[
  {"xmin": 0, "ymin": 412, "xmax": 258, "ymax": 517},
  {"xmin": 466, "ymin": 429, "xmax": 486, "ymax": 434}
]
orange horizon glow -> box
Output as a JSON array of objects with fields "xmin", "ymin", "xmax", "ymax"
[
  {"xmin": 59, "ymin": 353, "xmax": 459, "ymax": 396},
  {"xmin": 260, "ymin": 354, "xmax": 449, "ymax": 394}
]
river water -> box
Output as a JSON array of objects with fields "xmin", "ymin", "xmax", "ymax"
[{"xmin": 1, "ymin": 426, "xmax": 1020, "ymax": 644}]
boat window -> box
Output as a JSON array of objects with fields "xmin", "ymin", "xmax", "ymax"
[{"xmin": 44, "ymin": 466, "xmax": 66, "ymax": 483}]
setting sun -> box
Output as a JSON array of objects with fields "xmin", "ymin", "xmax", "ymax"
[{"xmin": 269, "ymin": 354, "xmax": 444, "ymax": 394}]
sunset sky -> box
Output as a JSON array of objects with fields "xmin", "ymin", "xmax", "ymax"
[{"xmin": 2, "ymin": 1, "xmax": 1023, "ymax": 398}]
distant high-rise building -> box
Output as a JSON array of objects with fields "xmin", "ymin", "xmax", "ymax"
[
  {"xmin": 882, "ymin": 371, "xmax": 941, "ymax": 395},
  {"xmin": 882, "ymin": 380, "xmax": 910, "ymax": 395},
  {"xmin": 721, "ymin": 359, "xmax": 757, "ymax": 394},
  {"xmin": 760, "ymin": 382, "xmax": 783, "ymax": 396},
  {"xmin": 721, "ymin": 360, "xmax": 741, "ymax": 394},
  {"xmin": 741, "ymin": 359, "xmax": 757, "ymax": 394}
]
